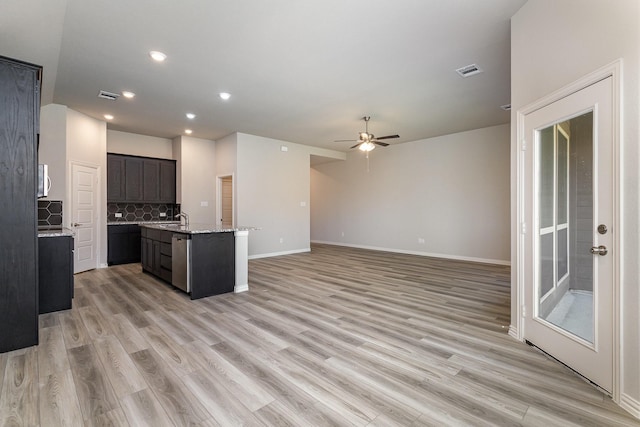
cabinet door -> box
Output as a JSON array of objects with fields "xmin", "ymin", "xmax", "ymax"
[
  {"xmin": 125, "ymin": 157, "xmax": 143, "ymax": 201},
  {"xmin": 107, "ymin": 154, "xmax": 126, "ymax": 201},
  {"xmin": 152, "ymin": 240, "xmax": 162, "ymax": 275},
  {"xmin": 143, "ymin": 159, "xmax": 160, "ymax": 202},
  {"xmin": 159, "ymin": 160, "xmax": 176, "ymax": 203},
  {"xmin": 141, "ymin": 237, "xmax": 151, "ymax": 271},
  {"xmin": 39, "ymin": 236, "xmax": 73, "ymax": 314}
]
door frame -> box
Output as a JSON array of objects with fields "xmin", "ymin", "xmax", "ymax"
[
  {"xmin": 216, "ymin": 173, "xmax": 234, "ymax": 228},
  {"xmin": 68, "ymin": 160, "xmax": 102, "ymax": 273},
  {"xmin": 514, "ymin": 59, "xmax": 622, "ymax": 401}
]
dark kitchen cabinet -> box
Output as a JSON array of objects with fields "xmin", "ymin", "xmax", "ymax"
[
  {"xmin": 159, "ymin": 160, "xmax": 176, "ymax": 202},
  {"xmin": 143, "ymin": 159, "xmax": 160, "ymax": 201},
  {"xmin": 107, "ymin": 155, "xmax": 125, "ymax": 201},
  {"xmin": 141, "ymin": 227, "xmax": 172, "ymax": 282},
  {"xmin": 0, "ymin": 56, "xmax": 41, "ymax": 353},
  {"xmin": 107, "ymin": 154, "xmax": 176, "ymax": 203},
  {"xmin": 125, "ymin": 157, "xmax": 144, "ymax": 201},
  {"xmin": 39, "ymin": 236, "xmax": 74, "ymax": 314},
  {"xmin": 108, "ymin": 224, "xmax": 141, "ymax": 265}
]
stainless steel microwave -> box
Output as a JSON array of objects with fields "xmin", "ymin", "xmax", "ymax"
[{"xmin": 37, "ymin": 164, "xmax": 50, "ymax": 198}]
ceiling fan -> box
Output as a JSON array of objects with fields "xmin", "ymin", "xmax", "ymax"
[{"xmin": 335, "ymin": 116, "xmax": 399, "ymax": 152}]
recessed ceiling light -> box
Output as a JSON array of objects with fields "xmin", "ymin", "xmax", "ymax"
[
  {"xmin": 186, "ymin": 113, "xmax": 196, "ymax": 120},
  {"xmin": 122, "ymin": 91, "xmax": 135, "ymax": 99},
  {"xmin": 104, "ymin": 114, "xmax": 114, "ymax": 120},
  {"xmin": 185, "ymin": 129, "xmax": 193, "ymax": 135},
  {"xmin": 149, "ymin": 51, "xmax": 167, "ymax": 62},
  {"xmin": 219, "ymin": 92, "xmax": 231, "ymax": 100}
]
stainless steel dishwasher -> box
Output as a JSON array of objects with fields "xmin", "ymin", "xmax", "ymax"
[{"xmin": 172, "ymin": 234, "xmax": 191, "ymax": 293}]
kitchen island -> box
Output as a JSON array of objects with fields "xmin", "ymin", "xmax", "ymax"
[{"xmin": 139, "ymin": 223, "xmax": 255, "ymax": 299}]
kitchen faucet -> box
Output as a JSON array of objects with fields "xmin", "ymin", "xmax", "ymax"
[{"xmin": 175, "ymin": 212, "xmax": 189, "ymax": 226}]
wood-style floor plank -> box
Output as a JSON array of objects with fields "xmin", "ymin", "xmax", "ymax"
[{"xmin": 0, "ymin": 243, "xmax": 638, "ymax": 426}]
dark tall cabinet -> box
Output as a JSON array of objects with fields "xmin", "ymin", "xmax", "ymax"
[{"xmin": 0, "ymin": 56, "xmax": 41, "ymax": 353}]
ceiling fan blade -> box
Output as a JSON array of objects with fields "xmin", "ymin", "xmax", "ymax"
[
  {"xmin": 373, "ymin": 141, "xmax": 389, "ymax": 147},
  {"xmin": 350, "ymin": 143, "xmax": 362, "ymax": 149},
  {"xmin": 334, "ymin": 139, "xmax": 356, "ymax": 142},
  {"xmin": 375, "ymin": 134, "xmax": 399, "ymax": 140}
]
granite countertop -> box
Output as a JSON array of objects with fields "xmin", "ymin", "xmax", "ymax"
[
  {"xmin": 38, "ymin": 227, "xmax": 75, "ymax": 238},
  {"xmin": 139, "ymin": 222, "xmax": 259, "ymax": 235},
  {"xmin": 108, "ymin": 220, "xmax": 181, "ymax": 226}
]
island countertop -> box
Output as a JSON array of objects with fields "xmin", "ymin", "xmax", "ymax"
[{"xmin": 139, "ymin": 222, "xmax": 259, "ymax": 235}]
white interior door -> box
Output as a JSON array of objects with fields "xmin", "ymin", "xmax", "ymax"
[
  {"xmin": 522, "ymin": 77, "xmax": 614, "ymax": 393},
  {"xmin": 72, "ymin": 163, "xmax": 98, "ymax": 273}
]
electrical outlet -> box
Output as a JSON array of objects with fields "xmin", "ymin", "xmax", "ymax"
[
  {"xmin": 115, "ymin": 212, "xmax": 122, "ymax": 218},
  {"xmin": 159, "ymin": 212, "xmax": 166, "ymax": 217},
  {"xmin": 418, "ymin": 237, "xmax": 425, "ymax": 244},
  {"xmin": 341, "ymin": 231, "xmax": 345, "ymax": 237},
  {"xmin": 279, "ymin": 237, "xmax": 284, "ymax": 243}
]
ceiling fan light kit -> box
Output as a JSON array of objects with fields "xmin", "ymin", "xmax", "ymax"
[{"xmin": 335, "ymin": 115, "xmax": 399, "ymax": 153}]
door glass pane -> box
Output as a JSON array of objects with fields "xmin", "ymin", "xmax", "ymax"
[
  {"xmin": 537, "ymin": 112, "xmax": 594, "ymax": 344},
  {"xmin": 539, "ymin": 127, "xmax": 555, "ymax": 229}
]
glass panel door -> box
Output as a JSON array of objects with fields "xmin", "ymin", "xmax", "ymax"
[{"xmin": 536, "ymin": 112, "xmax": 594, "ymax": 344}]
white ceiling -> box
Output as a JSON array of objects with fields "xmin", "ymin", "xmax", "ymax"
[{"xmin": 1, "ymin": 0, "xmax": 526, "ymax": 150}]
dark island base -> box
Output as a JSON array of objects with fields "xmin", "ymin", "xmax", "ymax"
[{"xmin": 142, "ymin": 228, "xmax": 235, "ymax": 299}]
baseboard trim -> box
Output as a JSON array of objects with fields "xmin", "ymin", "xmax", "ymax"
[
  {"xmin": 234, "ymin": 283, "xmax": 249, "ymax": 293},
  {"xmin": 310, "ymin": 240, "xmax": 510, "ymax": 266},
  {"xmin": 249, "ymin": 248, "xmax": 311, "ymax": 260},
  {"xmin": 508, "ymin": 325, "xmax": 520, "ymax": 341},
  {"xmin": 620, "ymin": 393, "xmax": 640, "ymax": 419}
]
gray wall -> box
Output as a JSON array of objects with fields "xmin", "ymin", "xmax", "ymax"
[{"xmin": 311, "ymin": 124, "xmax": 511, "ymax": 264}]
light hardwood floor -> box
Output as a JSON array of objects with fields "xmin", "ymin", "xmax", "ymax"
[{"xmin": 1, "ymin": 243, "xmax": 638, "ymax": 426}]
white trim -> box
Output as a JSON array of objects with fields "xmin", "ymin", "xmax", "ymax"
[
  {"xmin": 249, "ymin": 248, "xmax": 311, "ymax": 259},
  {"xmin": 68, "ymin": 159, "xmax": 102, "ymax": 273},
  {"xmin": 234, "ymin": 283, "xmax": 249, "ymax": 293},
  {"xmin": 620, "ymin": 394, "xmax": 640, "ymax": 419},
  {"xmin": 508, "ymin": 325, "xmax": 520, "ymax": 341},
  {"xmin": 515, "ymin": 58, "xmax": 622, "ymax": 405},
  {"xmin": 310, "ymin": 241, "xmax": 510, "ymax": 266}
]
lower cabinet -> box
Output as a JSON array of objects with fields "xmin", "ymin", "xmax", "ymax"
[
  {"xmin": 38, "ymin": 235, "xmax": 74, "ymax": 314},
  {"xmin": 141, "ymin": 227, "xmax": 172, "ymax": 282},
  {"xmin": 108, "ymin": 224, "xmax": 141, "ymax": 265}
]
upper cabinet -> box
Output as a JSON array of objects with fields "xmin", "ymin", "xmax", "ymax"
[{"xmin": 107, "ymin": 153, "xmax": 176, "ymax": 203}]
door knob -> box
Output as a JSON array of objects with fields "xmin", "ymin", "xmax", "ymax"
[{"xmin": 590, "ymin": 245, "xmax": 608, "ymax": 256}]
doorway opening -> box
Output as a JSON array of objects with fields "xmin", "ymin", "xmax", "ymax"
[{"xmin": 217, "ymin": 175, "xmax": 234, "ymax": 228}]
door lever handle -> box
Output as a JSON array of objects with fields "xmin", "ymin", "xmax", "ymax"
[
  {"xmin": 590, "ymin": 245, "xmax": 608, "ymax": 256},
  {"xmin": 72, "ymin": 222, "xmax": 82, "ymax": 227}
]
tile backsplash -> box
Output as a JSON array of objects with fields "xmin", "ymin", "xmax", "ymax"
[
  {"xmin": 107, "ymin": 203, "xmax": 180, "ymax": 222},
  {"xmin": 38, "ymin": 200, "xmax": 63, "ymax": 227}
]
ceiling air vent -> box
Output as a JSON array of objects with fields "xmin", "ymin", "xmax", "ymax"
[
  {"xmin": 98, "ymin": 90, "xmax": 120, "ymax": 101},
  {"xmin": 455, "ymin": 63, "xmax": 483, "ymax": 78}
]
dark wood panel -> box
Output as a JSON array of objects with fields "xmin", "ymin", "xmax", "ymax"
[
  {"xmin": 124, "ymin": 157, "xmax": 143, "ymax": 201},
  {"xmin": 159, "ymin": 160, "xmax": 176, "ymax": 203},
  {"xmin": 107, "ymin": 225, "xmax": 141, "ymax": 265},
  {"xmin": 0, "ymin": 56, "xmax": 40, "ymax": 353},
  {"xmin": 106, "ymin": 154, "xmax": 125, "ymax": 201},
  {"xmin": 38, "ymin": 236, "xmax": 74, "ymax": 314},
  {"xmin": 142, "ymin": 159, "xmax": 160, "ymax": 202},
  {"xmin": 190, "ymin": 232, "xmax": 235, "ymax": 299}
]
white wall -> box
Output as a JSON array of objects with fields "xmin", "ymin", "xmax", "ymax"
[
  {"xmin": 39, "ymin": 104, "xmax": 67, "ymax": 201},
  {"xmin": 215, "ymin": 133, "xmax": 238, "ymax": 225},
  {"xmin": 511, "ymin": 0, "xmax": 640, "ymax": 414},
  {"xmin": 66, "ymin": 109, "xmax": 108, "ymax": 266},
  {"xmin": 173, "ymin": 135, "xmax": 216, "ymax": 224},
  {"xmin": 236, "ymin": 133, "xmax": 312, "ymax": 257},
  {"xmin": 107, "ymin": 130, "xmax": 173, "ymax": 159},
  {"xmin": 311, "ymin": 124, "xmax": 510, "ymax": 264}
]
